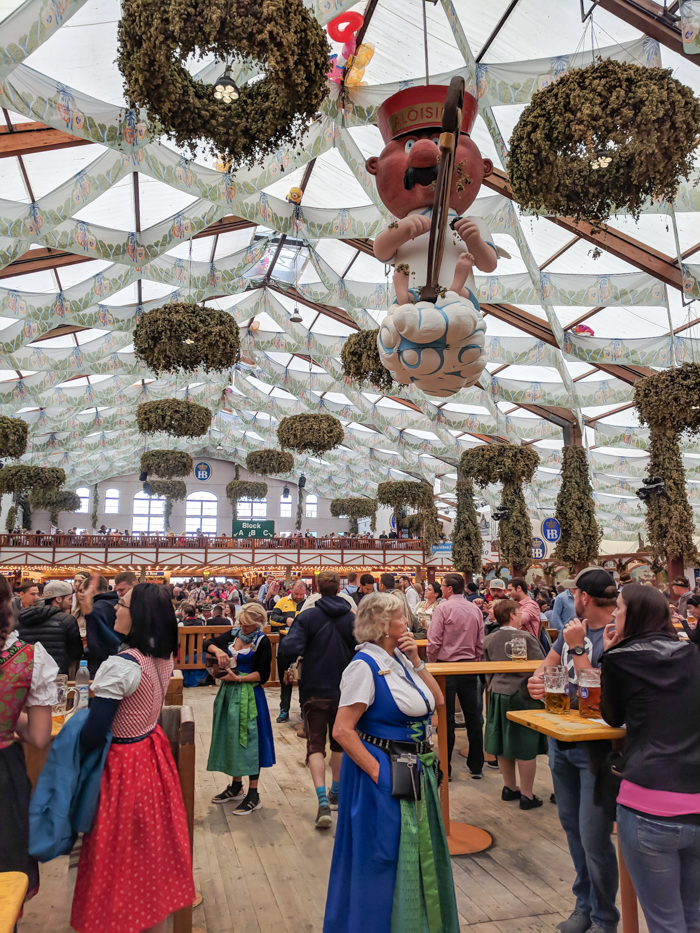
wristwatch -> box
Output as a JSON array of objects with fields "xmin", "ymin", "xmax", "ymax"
[{"xmin": 570, "ymin": 645, "xmax": 586, "ymax": 656}]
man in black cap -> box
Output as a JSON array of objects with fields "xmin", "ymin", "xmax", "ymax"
[{"xmin": 528, "ymin": 567, "xmax": 620, "ymax": 933}]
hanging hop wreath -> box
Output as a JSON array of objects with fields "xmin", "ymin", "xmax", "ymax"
[
  {"xmin": 226, "ymin": 465, "xmax": 267, "ymax": 511},
  {"xmin": 246, "ymin": 450, "xmax": 294, "ymax": 475},
  {"xmin": 0, "ymin": 416, "xmax": 29, "ymax": 460},
  {"xmin": 0, "ymin": 465, "xmax": 65, "ymax": 495},
  {"xmin": 633, "ymin": 362, "xmax": 700, "ymax": 563},
  {"xmin": 451, "ymin": 477, "xmax": 483, "ymax": 576},
  {"xmin": 133, "ymin": 303, "xmax": 241, "ymax": 375},
  {"xmin": 330, "ymin": 497, "xmax": 378, "ymax": 534},
  {"xmin": 90, "ymin": 483, "xmax": 99, "ymax": 531},
  {"xmin": 509, "ymin": 58, "xmax": 700, "ymax": 224},
  {"xmin": 554, "ymin": 446, "xmax": 601, "ymax": 568},
  {"xmin": 376, "ymin": 480, "xmax": 440, "ymax": 550},
  {"xmin": 461, "ymin": 445, "xmax": 539, "ymax": 572},
  {"xmin": 141, "ymin": 450, "xmax": 193, "ymax": 479},
  {"xmin": 136, "ymin": 399, "xmax": 212, "ymax": 438},
  {"xmin": 277, "ymin": 414, "xmax": 344, "ymax": 456},
  {"xmin": 31, "ymin": 489, "xmax": 82, "ymax": 527},
  {"xmin": 340, "ymin": 330, "xmax": 395, "ymax": 392},
  {"xmin": 117, "ymin": 0, "xmax": 329, "ymax": 164}
]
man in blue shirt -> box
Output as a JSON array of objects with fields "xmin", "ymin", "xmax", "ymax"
[{"xmin": 551, "ymin": 580, "xmax": 576, "ymax": 635}]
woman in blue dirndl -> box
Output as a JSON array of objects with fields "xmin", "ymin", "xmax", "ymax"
[{"xmin": 325, "ymin": 591, "xmax": 459, "ymax": 933}]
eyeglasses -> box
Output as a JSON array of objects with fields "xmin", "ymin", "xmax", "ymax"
[{"xmin": 117, "ymin": 599, "xmax": 129, "ymax": 608}]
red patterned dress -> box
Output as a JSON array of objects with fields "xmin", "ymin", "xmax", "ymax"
[
  {"xmin": 0, "ymin": 631, "xmax": 58, "ymax": 900},
  {"xmin": 71, "ymin": 648, "xmax": 195, "ymax": 933}
]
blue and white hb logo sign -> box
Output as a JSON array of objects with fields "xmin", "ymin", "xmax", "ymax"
[
  {"xmin": 531, "ymin": 537, "xmax": 546, "ymax": 560},
  {"xmin": 541, "ymin": 517, "xmax": 561, "ymax": 543},
  {"xmin": 194, "ymin": 461, "xmax": 211, "ymax": 482}
]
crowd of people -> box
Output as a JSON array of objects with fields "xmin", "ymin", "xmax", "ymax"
[{"xmin": 3, "ymin": 562, "xmax": 700, "ymax": 933}]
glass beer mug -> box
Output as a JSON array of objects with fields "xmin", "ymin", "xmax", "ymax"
[
  {"xmin": 577, "ymin": 668, "xmax": 602, "ymax": 719},
  {"xmin": 504, "ymin": 636, "xmax": 527, "ymax": 662},
  {"xmin": 544, "ymin": 667, "xmax": 570, "ymax": 714},
  {"xmin": 52, "ymin": 675, "xmax": 80, "ymax": 724}
]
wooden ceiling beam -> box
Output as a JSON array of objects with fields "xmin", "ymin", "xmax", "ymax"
[
  {"xmin": 596, "ymin": 0, "xmax": 700, "ymax": 63},
  {"xmin": 0, "ymin": 121, "xmax": 92, "ymax": 158},
  {"xmin": 0, "ymin": 247, "xmax": 93, "ymax": 279},
  {"xmin": 483, "ymin": 168, "xmax": 684, "ymax": 290}
]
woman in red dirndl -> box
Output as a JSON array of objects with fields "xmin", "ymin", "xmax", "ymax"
[{"xmin": 71, "ymin": 580, "xmax": 195, "ymax": 933}]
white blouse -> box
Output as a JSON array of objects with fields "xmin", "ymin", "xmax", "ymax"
[
  {"xmin": 92, "ymin": 654, "xmax": 142, "ymax": 700},
  {"xmin": 5, "ymin": 630, "xmax": 59, "ymax": 707},
  {"xmin": 339, "ymin": 642, "xmax": 436, "ymax": 717}
]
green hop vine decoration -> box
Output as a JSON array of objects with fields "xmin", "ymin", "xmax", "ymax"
[
  {"xmin": 554, "ymin": 446, "xmax": 601, "ymax": 569},
  {"xmin": 340, "ymin": 330, "xmax": 394, "ymax": 392},
  {"xmin": 0, "ymin": 416, "xmax": 29, "ymax": 460},
  {"xmin": 133, "ymin": 303, "xmax": 241, "ymax": 375},
  {"xmin": 330, "ymin": 498, "xmax": 378, "ymax": 534},
  {"xmin": 451, "ymin": 477, "xmax": 483, "ymax": 576}
]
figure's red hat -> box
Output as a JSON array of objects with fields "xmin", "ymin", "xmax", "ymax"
[{"xmin": 376, "ymin": 84, "xmax": 479, "ymax": 145}]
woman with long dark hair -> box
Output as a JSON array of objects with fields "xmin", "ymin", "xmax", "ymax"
[
  {"xmin": 601, "ymin": 583, "xmax": 700, "ymax": 933},
  {"xmin": 0, "ymin": 574, "xmax": 57, "ymax": 906},
  {"xmin": 71, "ymin": 580, "xmax": 195, "ymax": 933}
]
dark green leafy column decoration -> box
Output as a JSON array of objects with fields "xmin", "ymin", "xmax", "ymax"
[
  {"xmin": 225, "ymin": 465, "xmax": 268, "ymax": 520},
  {"xmin": 31, "ymin": 489, "xmax": 82, "ymax": 527},
  {"xmin": 91, "ymin": 483, "xmax": 99, "ymax": 531},
  {"xmin": 451, "ymin": 478, "xmax": 483, "ymax": 575},
  {"xmin": 5, "ymin": 504, "xmax": 17, "ymax": 533},
  {"xmin": 460, "ymin": 445, "xmax": 539, "ymax": 573},
  {"xmin": 148, "ymin": 480, "xmax": 187, "ymax": 532},
  {"xmin": 634, "ymin": 362, "xmax": 700, "ymax": 565},
  {"xmin": 554, "ymin": 446, "xmax": 601, "ymax": 568},
  {"xmin": 296, "ymin": 487, "xmax": 304, "ymax": 532},
  {"xmin": 330, "ymin": 498, "xmax": 378, "ymax": 534},
  {"xmin": 376, "ymin": 480, "xmax": 441, "ymax": 551}
]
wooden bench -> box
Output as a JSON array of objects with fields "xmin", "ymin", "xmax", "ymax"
[
  {"xmin": 165, "ymin": 669, "xmax": 184, "ymax": 707},
  {"xmin": 160, "ymin": 705, "xmax": 195, "ymax": 933},
  {"xmin": 0, "ymin": 871, "xmax": 27, "ymax": 933},
  {"xmin": 175, "ymin": 625, "xmax": 283, "ymax": 687}
]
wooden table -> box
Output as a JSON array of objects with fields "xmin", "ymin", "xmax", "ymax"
[
  {"xmin": 0, "ymin": 872, "xmax": 28, "ymax": 933},
  {"xmin": 507, "ymin": 707, "xmax": 638, "ymax": 933},
  {"xmin": 426, "ymin": 660, "xmax": 541, "ymax": 856}
]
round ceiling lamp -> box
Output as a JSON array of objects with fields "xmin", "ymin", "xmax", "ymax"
[
  {"xmin": 213, "ymin": 66, "xmax": 240, "ymax": 103},
  {"xmin": 289, "ymin": 306, "xmax": 303, "ymax": 324}
]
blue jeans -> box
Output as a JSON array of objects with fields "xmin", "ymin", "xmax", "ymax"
[
  {"xmin": 617, "ymin": 805, "xmax": 700, "ymax": 933},
  {"xmin": 549, "ymin": 742, "xmax": 619, "ymax": 930}
]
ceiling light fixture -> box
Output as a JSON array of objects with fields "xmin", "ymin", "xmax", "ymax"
[
  {"xmin": 289, "ymin": 306, "xmax": 303, "ymax": 323},
  {"xmin": 213, "ymin": 66, "xmax": 240, "ymax": 103}
]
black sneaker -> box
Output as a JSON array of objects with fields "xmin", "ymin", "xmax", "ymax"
[
  {"xmin": 470, "ymin": 771, "xmax": 483, "ymax": 780},
  {"xmin": 315, "ymin": 804, "xmax": 332, "ymax": 829},
  {"xmin": 212, "ymin": 781, "xmax": 244, "ymax": 803},
  {"xmin": 486, "ymin": 760, "xmax": 500, "ymax": 770},
  {"xmin": 519, "ymin": 794, "xmax": 544, "ymax": 810},
  {"xmin": 501, "ymin": 786, "xmax": 521, "ymax": 801},
  {"xmin": 276, "ymin": 710, "xmax": 289, "ymax": 723},
  {"xmin": 328, "ymin": 790, "xmax": 339, "ymax": 810},
  {"xmin": 234, "ymin": 790, "xmax": 261, "ymax": 815}
]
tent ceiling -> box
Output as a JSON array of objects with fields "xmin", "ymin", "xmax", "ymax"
[{"xmin": 0, "ymin": 0, "xmax": 699, "ymax": 541}]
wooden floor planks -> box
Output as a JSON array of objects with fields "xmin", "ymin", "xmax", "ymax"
[{"xmin": 18, "ymin": 684, "xmax": 648, "ymax": 933}]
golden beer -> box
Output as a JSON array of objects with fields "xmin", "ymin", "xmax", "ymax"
[
  {"xmin": 545, "ymin": 689, "xmax": 570, "ymax": 714},
  {"xmin": 578, "ymin": 685, "xmax": 601, "ymax": 719}
]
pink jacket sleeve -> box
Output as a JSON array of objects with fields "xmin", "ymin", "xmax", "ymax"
[{"xmin": 427, "ymin": 603, "xmax": 445, "ymax": 663}]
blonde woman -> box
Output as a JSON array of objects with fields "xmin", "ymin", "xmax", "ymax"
[
  {"xmin": 324, "ymin": 591, "xmax": 459, "ymax": 933},
  {"xmin": 205, "ymin": 602, "xmax": 275, "ymax": 813}
]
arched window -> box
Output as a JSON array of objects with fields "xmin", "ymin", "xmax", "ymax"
[
  {"xmin": 132, "ymin": 490, "xmax": 164, "ymax": 533},
  {"xmin": 76, "ymin": 487, "xmax": 90, "ymax": 513},
  {"xmin": 237, "ymin": 497, "xmax": 267, "ymax": 519},
  {"xmin": 186, "ymin": 491, "xmax": 218, "ymax": 536},
  {"xmin": 104, "ymin": 488, "xmax": 120, "ymax": 514},
  {"xmin": 280, "ymin": 492, "xmax": 293, "ymax": 518},
  {"xmin": 305, "ymin": 494, "xmax": 318, "ymax": 519}
]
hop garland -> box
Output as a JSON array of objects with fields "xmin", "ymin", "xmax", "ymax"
[
  {"xmin": 31, "ymin": 489, "xmax": 82, "ymax": 527},
  {"xmin": 460, "ymin": 446, "xmax": 539, "ymax": 572},
  {"xmin": 509, "ymin": 59, "xmax": 700, "ymax": 224},
  {"xmin": 330, "ymin": 498, "xmax": 378, "ymax": 534},
  {"xmin": 136, "ymin": 399, "xmax": 212, "ymax": 438},
  {"xmin": 340, "ymin": 330, "xmax": 394, "ymax": 392},
  {"xmin": 226, "ymin": 465, "xmax": 267, "ymax": 513},
  {"xmin": 451, "ymin": 478, "xmax": 483, "ymax": 575},
  {"xmin": 554, "ymin": 446, "xmax": 601, "ymax": 568},
  {"xmin": 5, "ymin": 504, "xmax": 16, "ymax": 533},
  {"xmin": 277, "ymin": 414, "xmax": 344, "ymax": 456},
  {"xmin": 0, "ymin": 416, "xmax": 28, "ymax": 460},
  {"xmin": 133, "ymin": 303, "xmax": 241, "ymax": 375},
  {"xmin": 376, "ymin": 480, "xmax": 440, "ymax": 550},
  {"xmin": 90, "ymin": 483, "xmax": 99, "ymax": 531},
  {"xmin": 246, "ymin": 450, "xmax": 294, "ymax": 475},
  {"xmin": 633, "ymin": 362, "xmax": 700, "ymax": 563},
  {"xmin": 117, "ymin": 0, "xmax": 329, "ymax": 164},
  {"xmin": 147, "ymin": 480, "xmax": 187, "ymax": 532},
  {"xmin": 0, "ymin": 466, "xmax": 65, "ymax": 495},
  {"xmin": 141, "ymin": 450, "xmax": 193, "ymax": 479}
]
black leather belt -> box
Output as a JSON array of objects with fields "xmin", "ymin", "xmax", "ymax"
[
  {"xmin": 357, "ymin": 730, "xmax": 431, "ymax": 756},
  {"xmin": 112, "ymin": 727, "xmax": 156, "ymax": 744}
]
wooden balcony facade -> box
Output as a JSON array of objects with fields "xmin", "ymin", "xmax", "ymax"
[{"xmin": 0, "ymin": 533, "xmax": 455, "ymax": 574}]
